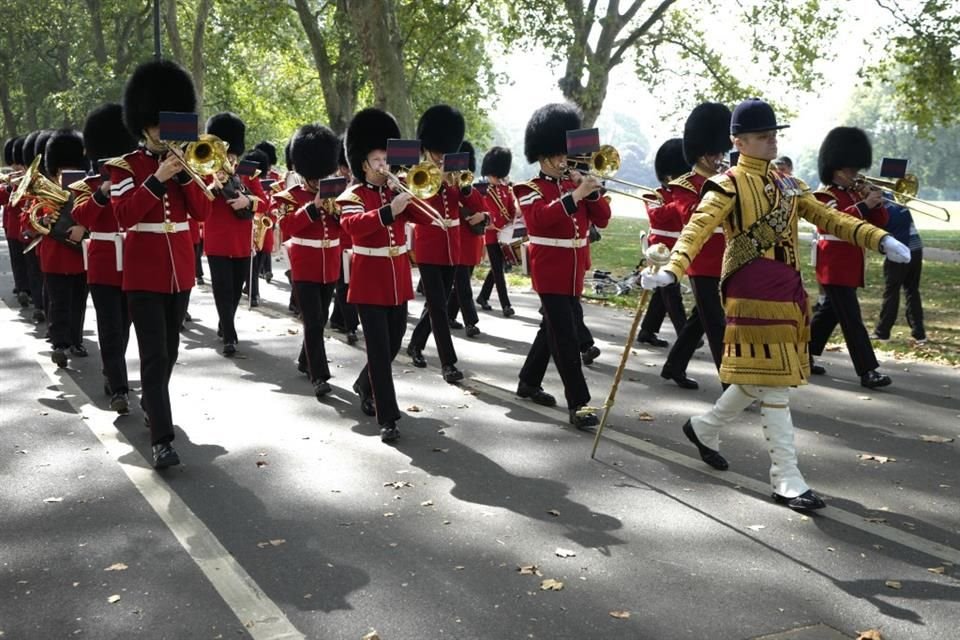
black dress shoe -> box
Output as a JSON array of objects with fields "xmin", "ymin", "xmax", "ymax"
[
  {"xmin": 581, "ymin": 345, "xmax": 601, "ymax": 366},
  {"xmin": 33, "ymin": 309, "xmax": 45, "ymax": 323},
  {"xmin": 346, "ymin": 331, "xmax": 359, "ymax": 345},
  {"xmin": 449, "ymin": 318, "xmax": 464, "ymax": 330},
  {"xmin": 70, "ymin": 344, "xmax": 88, "ymax": 357},
  {"xmin": 264, "ymin": 272, "xmax": 272, "ymax": 284},
  {"xmin": 110, "ymin": 391, "xmax": 130, "ymax": 415},
  {"xmin": 772, "ymin": 489, "xmax": 826, "ymax": 511},
  {"xmin": 810, "ymin": 360, "xmax": 826, "ymax": 375},
  {"xmin": 516, "ymin": 381, "xmax": 557, "ymax": 407},
  {"xmin": 476, "ymin": 298, "xmax": 492, "ymax": 311},
  {"xmin": 465, "ymin": 324, "xmax": 480, "ymax": 338},
  {"xmin": 183, "ymin": 310, "xmax": 192, "ymax": 323},
  {"xmin": 152, "ymin": 442, "xmax": 180, "ymax": 469},
  {"xmin": 222, "ymin": 342, "xmax": 237, "ymax": 357},
  {"xmin": 637, "ymin": 331, "xmax": 668, "ymax": 347},
  {"xmin": 442, "ymin": 364, "xmax": 464, "ymax": 383},
  {"xmin": 661, "ymin": 368, "xmax": 699, "ymax": 390},
  {"xmin": 502, "ymin": 306, "xmax": 515, "ymax": 318},
  {"xmin": 682, "ymin": 419, "xmax": 728, "ymax": 470},
  {"xmin": 313, "ymin": 380, "xmax": 332, "ymax": 398},
  {"xmin": 17, "ymin": 291, "xmax": 30, "ymax": 307},
  {"xmin": 353, "ymin": 381, "xmax": 376, "ymax": 416},
  {"xmin": 196, "ymin": 276, "xmax": 205, "ymax": 286},
  {"xmin": 380, "ymin": 421, "xmax": 400, "ymax": 443},
  {"xmin": 569, "ymin": 407, "xmax": 599, "ymax": 431},
  {"xmin": 861, "ymin": 370, "xmax": 892, "ymax": 389},
  {"xmin": 407, "ymin": 345, "xmax": 427, "ymax": 368},
  {"xmin": 51, "ymin": 348, "xmax": 68, "ymax": 368},
  {"xmin": 250, "ymin": 296, "xmax": 260, "ymax": 308}
]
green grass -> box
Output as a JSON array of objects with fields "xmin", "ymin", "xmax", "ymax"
[{"xmin": 476, "ymin": 218, "xmax": 960, "ymax": 365}]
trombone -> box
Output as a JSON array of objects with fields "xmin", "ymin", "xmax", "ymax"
[
  {"xmin": 856, "ymin": 173, "xmax": 951, "ymax": 222},
  {"xmin": 379, "ymin": 162, "xmax": 447, "ymax": 225},
  {"xmin": 567, "ymin": 145, "xmax": 662, "ymax": 203},
  {"xmin": 143, "ymin": 130, "xmax": 220, "ymax": 201}
]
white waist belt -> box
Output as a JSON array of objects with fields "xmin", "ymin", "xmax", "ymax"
[
  {"xmin": 130, "ymin": 221, "xmax": 189, "ymax": 233},
  {"xmin": 291, "ymin": 237, "xmax": 340, "ymax": 249},
  {"xmin": 648, "ymin": 228, "xmax": 680, "ymax": 238},
  {"xmin": 352, "ymin": 244, "xmax": 407, "ymax": 257},
  {"xmin": 440, "ymin": 218, "xmax": 460, "ymax": 228},
  {"xmin": 83, "ymin": 232, "xmax": 124, "ymax": 271},
  {"xmin": 713, "ymin": 227, "xmax": 724, "ymax": 234},
  {"xmin": 528, "ymin": 235, "xmax": 588, "ymax": 249},
  {"xmin": 820, "ymin": 234, "xmax": 843, "ymax": 242}
]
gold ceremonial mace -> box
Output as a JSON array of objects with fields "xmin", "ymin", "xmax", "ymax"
[{"xmin": 590, "ymin": 242, "xmax": 672, "ymax": 458}]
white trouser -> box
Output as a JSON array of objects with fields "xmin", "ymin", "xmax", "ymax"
[{"xmin": 691, "ymin": 384, "xmax": 809, "ymax": 498}]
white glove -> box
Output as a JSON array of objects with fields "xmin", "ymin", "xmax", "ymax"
[
  {"xmin": 881, "ymin": 236, "xmax": 911, "ymax": 264},
  {"xmin": 640, "ymin": 268, "xmax": 676, "ymax": 290}
]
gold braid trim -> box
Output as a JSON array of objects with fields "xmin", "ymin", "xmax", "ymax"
[
  {"xmin": 104, "ymin": 157, "xmax": 133, "ymax": 174},
  {"xmin": 723, "ymin": 298, "xmax": 807, "ymax": 346}
]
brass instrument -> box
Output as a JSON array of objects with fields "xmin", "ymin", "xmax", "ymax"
[
  {"xmin": 567, "ymin": 145, "xmax": 662, "ymax": 202},
  {"xmin": 184, "ymin": 134, "xmax": 232, "ymax": 177},
  {"xmin": 379, "ymin": 163, "xmax": 446, "ymax": 224},
  {"xmin": 855, "ymin": 173, "xmax": 951, "ymax": 222},
  {"xmin": 1, "ymin": 170, "xmax": 23, "ymax": 186},
  {"xmin": 253, "ymin": 214, "xmax": 273, "ymax": 251},
  {"xmin": 14, "ymin": 156, "xmax": 79, "ymax": 253},
  {"xmin": 10, "ymin": 156, "xmax": 43, "ymax": 207},
  {"xmin": 144, "ymin": 130, "xmax": 217, "ymax": 201},
  {"xmin": 454, "ymin": 170, "xmax": 474, "ymax": 188}
]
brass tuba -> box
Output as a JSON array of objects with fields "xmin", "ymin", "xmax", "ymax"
[{"xmin": 13, "ymin": 156, "xmax": 78, "ymax": 253}]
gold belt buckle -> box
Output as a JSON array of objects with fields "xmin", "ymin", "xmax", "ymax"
[
  {"xmin": 162, "ymin": 220, "xmax": 175, "ymax": 233},
  {"xmin": 388, "ymin": 246, "xmax": 400, "ymax": 257},
  {"xmin": 320, "ymin": 239, "xmax": 331, "ymax": 248}
]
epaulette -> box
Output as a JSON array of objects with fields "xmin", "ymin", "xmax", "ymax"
[
  {"xmin": 668, "ymin": 172, "xmax": 699, "ymax": 195},
  {"xmin": 68, "ymin": 179, "xmax": 93, "ymax": 196},
  {"xmin": 336, "ymin": 183, "xmax": 365, "ymax": 205},
  {"xmin": 704, "ymin": 172, "xmax": 736, "ymax": 196},
  {"xmin": 515, "ymin": 180, "xmax": 542, "ymax": 197},
  {"xmin": 272, "ymin": 188, "xmax": 299, "ymax": 207},
  {"xmin": 105, "ymin": 155, "xmax": 134, "ymax": 174},
  {"xmin": 269, "ymin": 182, "xmax": 284, "ymax": 194}
]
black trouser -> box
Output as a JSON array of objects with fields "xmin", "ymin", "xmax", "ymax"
[
  {"xmin": 519, "ymin": 294, "xmax": 590, "ymax": 410},
  {"xmin": 330, "ymin": 268, "xmax": 359, "ymax": 332},
  {"xmin": 294, "ymin": 281, "xmax": 335, "ymax": 382},
  {"xmin": 640, "ymin": 282, "xmax": 686, "ymax": 336},
  {"xmin": 194, "ymin": 241, "xmax": 204, "ymax": 279},
  {"xmin": 127, "ymin": 290, "xmax": 189, "ymax": 445},
  {"xmin": 356, "ymin": 303, "xmax": 407, "ymax": 425},
  {"xmin": 663, "ymin": 275, "xmax": 724, "ymax": 374},
  {"xmin": 876, "ymin": 249, "xmax": 925, "ymax": 340},
  {"xmin": 45, "ymin": 272, "xmax": 88, "ymax": 349},
  {"xmin": 89, "ymin": 284, "xmax": 131, "ymax": 394},
  {"xmin": 207, "ymin": 255, "xmax": 250, "ymax": 344},
  {"xmin": 246, "ymin": 251, "xmax": 265, "ymax": 300},
  {"xmin": 260, "ymin": 247, "xmax": 273, "ymax": 277},
  {"xmin": 809, "ymin": 284, "xmax": 878, "ymax": 376},
  {"xmin": 409, "ymin": 263, "xmax": 458, "ymax": 366},
  {"xmin": 447, "ymin": 265, "xmax": 479, "ymax": 326},
  {"xmin": 573, "ymin": 297, "xmax": 594, "ymax": 351},
  {"xmin": 24, "ymin": 249, "xmax": 44, "ymax": 310},
  {"xmin": 7, "ymin": 237, "xmax": 29, "ymax": 293},
  {"xmin": 478, "ymin": 243, "xmax": 512, "ymax": 310}
]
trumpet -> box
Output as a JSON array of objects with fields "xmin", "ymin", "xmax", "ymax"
[
  {"xmin": 854, "ymin": 173, "xmax": 951, "ymax": 222},
  {"xmin": 567, "ymin": 145, "xmax": 662, "ymax": 202},
  {"xmin": 451, "ymin": 170, "xmax": 474, "ymax": 188},
  {"xmin": 144, "ymin": 130, "xmax": 218, "ymax": 201}
]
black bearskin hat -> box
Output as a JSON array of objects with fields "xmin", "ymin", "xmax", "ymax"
[
  {"xmin": 654, "ymin": 138, "xmax": 690, "ymax": 183},
  {"xmin": 818, "ymin": 126, "xmax": 872, "ymax": 185},
  {"xmin": 83, "ymin": 103, "xmax": 137, "ymax": 163},
  {"xmin": 459, "ymin": 140, "xmax": 476, "ymax": 173},
  {"xmin": 122, "ymin": 59, "xmax": 197, "ymax": 139},
  {"xmin": 417, "ymin": 104, "xmax": 465, "ymax": 154},
  {"xmin": 34, "ymin": 131, "xmax": 54, "ymax": 175},
  {"xmin": 11, "ymin": 136, "xmax": 26, "ymax": 166},
  {"xmin": 3, "ymin": 138, "xmax": 15, "ymax": 166},
  {"xmin": 290, "ymin": 123, "xmax": 340, "ymax": 180},
  {"xmin": 254, "ymin": 140, "xmax": 277, "ymax": 167},
  {"xmin": 284, "ymin": 138, "xmax": 293, "ymax": 171},
  {"xmin": 44, "ymin": 129, "xmax": 86, "ymax": 177},
  {"xmin": 206, "ymin": 112, "xmax": 246, "ymax": 156},
  {"xmin": 21, "ymin": 131, "xmax": 41, "ymax": 168},
  {"xmin": 242, "ymin": 149, "xmax": 270, "ymax": 177},
  {"xmin": 683, "ymin": 102, "xmax": 733, "ymax": 165},
  {"xmin": 524, "ymin": 102, "xmax": 582, "ymax": 163},
  {"xmin": 345, "ymin": 108, "xmax": 401, "ymax": 179},
  {"xmin": 480, "ymin": 146, "xmax": 512, "ymax": 178}
]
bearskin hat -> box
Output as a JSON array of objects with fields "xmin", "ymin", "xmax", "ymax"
[
  {"xmin": 345, "ymin": 108, "xmax": 402, "ymax": 179},
  {"xmin": 417, "ymin": 104, "xmax": 465, "ymax": 154},
  {"xmin": 524, "ymin": 103, "xmax": 582, "ymax": 164},
  {"xmin": 206, "ymin": 112, "xmax": 246, "ymax": 156},
  {"xmin": 3, "ymin": 138, "xmax": 15, "ymax": 166},
  {"xmin": 44, "ymin": 129, "xmax": 86, "ymax": 176},
  {"xmin": 122, "ymin": 59, "xmax": 197, "ymax": 139},
  {"xmin": 82, "ymin": 103, "xmax": 137, "ymax": 163},
  {"xmin": 818, "ymin": 126, "xmax": 872, "ymax": 185},
  {"xmin": 11, "ymin": 136, "xmax": 26, "ymax": 166},
  {"xmin": 242, "ymin": 149, "xmax": 270, "ymax": 177},
  {"xmin": 480, "ymin": 146, "xmax": 511, "ymax": 178},
  {"xmin": 683, "ymin": 102, "xmax": 732, "ymax": 165},
  {"xmin": 254, "ymin": 140, "xmax": 277, "ymax": 167},
  {"xmin": 284, "ymin": 139, "xmax": 293, "ymax": 171},
  {"xmin": 33, "ymin": 131, "xmax": 54, "ymax": 175},
  {"xmin": 654, "ymin": 138, "xmax": 689, "ymax": 184},
  {"xmin": 21, "ymin": 131, "xmax": 41, "ymax": 168},
  {"xmin": 459, "ymin": 140, "xmax": 476, "ymax": 173},
  {"xmin": 290, "ymin": 123, "xmax": 340, "ymax": 180}
]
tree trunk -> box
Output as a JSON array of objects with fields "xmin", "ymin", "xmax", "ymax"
[
  {"xmin": 164, "ymin": 0, "xmax": 187, "ymax": 63},
  {"xmin": 191, "ymin": 0, "xmax": 214, "ymax": 121},
  {"xmin": 346, "ymin": 0, "xmax": 414, "ymax": 136},
  {"xmin": 0, "ymin": 77, "xmax": 17, "ymax": 138},
  {"xmin": 85, "ymin": 0, "xmax": 109, "ymax": 66}
]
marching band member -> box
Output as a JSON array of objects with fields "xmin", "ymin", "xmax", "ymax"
[
  {"xmin": 254, "ymin": 140, "xmax": 283, "ymax": 183},
  {"xmin": 109, "ymin": 59, "xmax": 212, "ymax": 469},
  {"xmin": 69, "ymin": 103, "xmax": 138, "ymax": 413},
  {"xmin": 659, "ymin": 103, "xmax": 732, "ymax": 390},
  {"xmin": 475, "ymin": 146, "xmax": 518, "ymax": 317},
  {"xmin": 328, "ymin": 137, "xmax": 360, "ymax": 344},
  {"xmin": 636, "ymin": 138, "xmax": 689, "ymax": 347},
  {"xmin": 2, "ymin": 136, "xmax": 30, "ymax": 306},
  {"xmin": 641, "ymin": 98, "xmax": 911, "ymax": 510},
  {"xmin": 241, "ymin": 147, "xmax": 271, "ymax": 307},
  {"xmin": 446, "ymin": 140, "xmax": 489, "ymax": 337},
  {"xmin": 513, "ymin": 103, "xmax": 611, "ymax": 430},
  {"xmin": 20, "ymin": 130, "xmax": 48, "ymax": 323},
  {"xmin": 405, "ymin": 104, "xmax": 487, "ymax": 382},
  {"xmin": 338, "ymin": 108, "xmax": 433, "ymax": 443},
  {"xmin": 276, "ymin": 124, "xmax": 343, "ymax": 399},
  {"xmin": 38, "ymin": 129, "xmax": 89, "ymax": 368}
]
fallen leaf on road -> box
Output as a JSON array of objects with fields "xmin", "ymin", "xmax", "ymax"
[
  {"xmin": 927, "ymin": 566, "xmax": 946, "ymax": 575},
  {"xmin": 885, "ymin": 580, "xmax": 902, "ymax": 589},
  {"xmin": 255, "ymin": 460, "xmax": 268, "ymax": 468},
  {"xmin": 856, "ymin": 631, "xmax": 882, "ymax": 640},
  {"xmin": 107, "ymin": 595, "xmax": 121, "ymax": 604},
  {"xmin": 636, "ymin": 411, "xmax": 654, "ymax": 421},
  {"xmin": 858, "ymin": 454, "xmax": 895, "ymax": 463},
  {"xmin": 746, "ymin": 525, "xmax": 766, "ymax": 532},
  {"xmin": 555, "ymin": 548, "xmax": 576, "ymax": 558},
  {"xmin": 384, "ymin": 481, "xmax": 413, "ymax": 489},
  {"xmin": 362, "ymin": 632, "xmax": 381, "ymax": 640},
  {"xmin": 518, "ymin": 564, "xmax": 542, "ymax": 576},
  {"xmin": 609, "ymin": 610, "xmax": 630, "ymax": 620},
  {"xmin": 383, "ymin": 512, "xmax": 395, "ymax": 518},
  {"xmin": 420, "ymin": 500, "xmax": 434, "ymax": 507},
  {"xmin": 547, "ymin": 509, "xmax": 560, "ymax": 517},
  {"xmin": 104, "ymin": 563, "xmax": 128, "ymax": 572},
  {"xmin": 257, "ymin": 539, "xmax": 286, "ymax": 548},
  {"xmin": 407, "ymin": 405, "xmax": 422, "ymax": 412},
  {"xmin": 43, "ymin": 497, "xmax": 63, "ymax": 503},
  {"xmin": 864, "ymin": 517, "xmax": 887, "ymax": 524},
  {"xmin": 432, "ymin": 447, "xmax": 449, "ymax": 453},
  {"xmin": 857, "ymin": 396, "xmax": 872, "ymax": 401},
  {"xmin": 454, "ymin": 566, "xmax": 465, "ymax": 571},
  {"xmin": 920, "ymin": 435, "xmax": 954, "ymax": 443},
  {"xmin": 540, "ymin": 578, "xmax": 564, "ymax": 591}
]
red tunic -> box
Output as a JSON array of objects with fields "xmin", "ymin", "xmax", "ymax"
[
  {"xmin": 482, "ymin": 183, "xmax": 518, "ymax": 245},
  {"xmin": 671, "ymin": 170, "xmax": 724, "ymax": 277},
  {"xmin": 645, "ymin": 186, "xmax": 684, "ymax": 250},
  {"xmin": 814, "ymin": 185, "xmax": 889, "ymax": 288},
  {"xmin": 514, "ymin": 173, "xmax": 611, "ymax": 296},
  {"xmin": 108, "ymin": 148, "xmax": 212, "ymax": 293},
  {"xmin": 203, "ymin": 174, "xmax": 266, "ymax": 258},
  {"xmin": 412, "ymin": 183, "xmax": 488, "ymax": 266},
  {"xmin": 1, "ymin": 185, "xmax": 23, "ymax": 240},
  {"xmin": 277, "ymin": 184, "xmax": 342, "ymax": 284},
  {"xmin": 71, "ymin": 176, "xmax": 123, "ymax": 287},
  {"xmin": 454, "ymin": 198, "xmax": 488, "ymax": 266},
  {"xmin": 337, "ymin": 182, "xmax": 434, "ymax": 306}
]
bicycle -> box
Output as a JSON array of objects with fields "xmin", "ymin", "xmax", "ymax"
[{"xmin": 581, "ymin": 232, "xmax": 689, "ymax": 300}]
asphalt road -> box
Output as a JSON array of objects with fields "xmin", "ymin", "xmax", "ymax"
[{"xmin": 1, "ymin": 245, "xmax": 958, "ymax": 640}]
